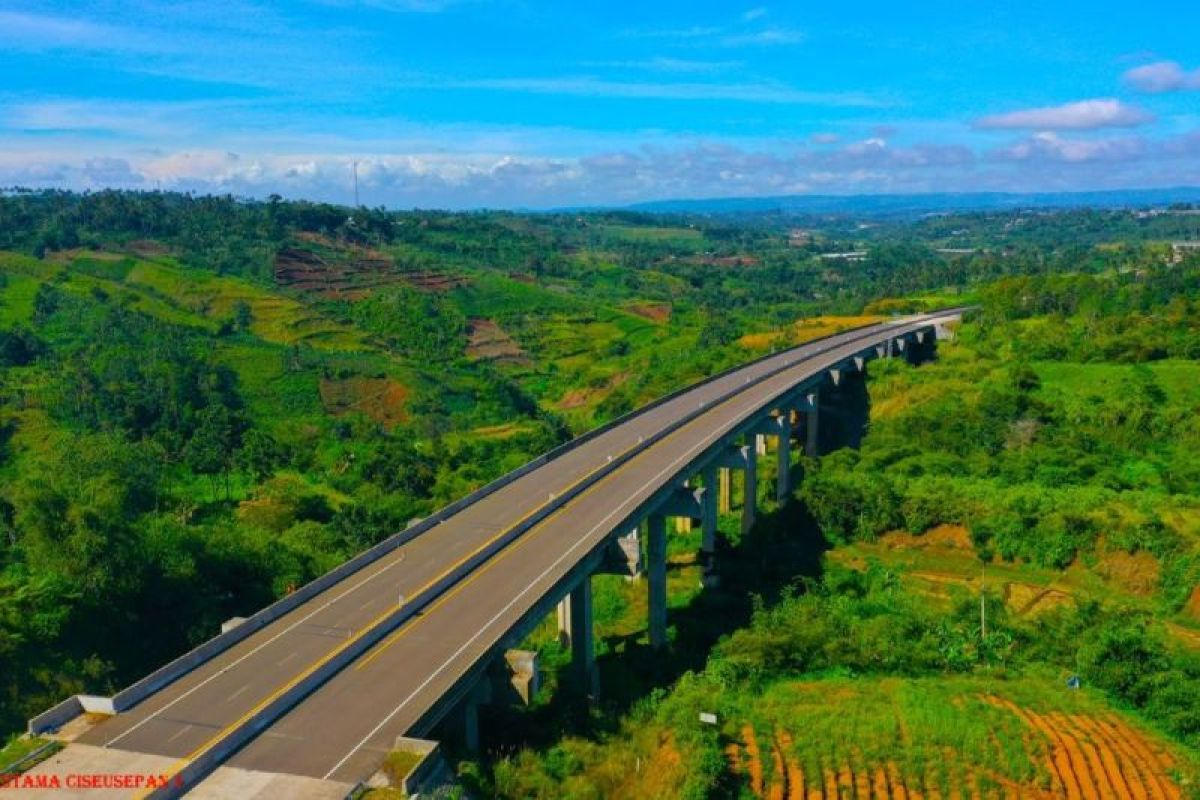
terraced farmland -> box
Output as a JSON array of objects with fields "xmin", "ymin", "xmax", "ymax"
[{"xmin": 724, "ymin": 679, "xmax": 1192, "ymax": 800}]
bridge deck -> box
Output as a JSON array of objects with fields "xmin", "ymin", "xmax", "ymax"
[{"xmin": 69, "ymin": 312, "xmax": 957, "ymax": 790}]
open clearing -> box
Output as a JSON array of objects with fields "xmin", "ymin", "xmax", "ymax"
[{"xmin": 739, "ymin": 315, "xmax": 884, "ymax": 351}]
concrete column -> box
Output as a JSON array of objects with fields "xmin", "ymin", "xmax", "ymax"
[
  {"xmin": 458, "ymin": 680, "xmax": 490, "ymax": 752},
  {"xmin": 556, "ymin": 596, "xmax": 572, "ymax": 648},
  {"xmin": 462, "ymin": 698, "xmax": 479, "ymax": 753},
  {"xmin": 805, "ymin": 390, "xmax": 820, "ymax": 458},
  {"xmin": 647, "ymin": 513, "xmax": 667, "ymax": 649},
  {"xmin": 700, "ymin": 464, "xmax": 719, "ymax": 587},
  {"xmin": 718, "ymin": 467, "xmax": 731, "ymax": 514},
  {"xmin": 742, "ymin": 436, "xmax": 757, "ymax": 536},
  {"xmin": 568, "ymin": 578, "xmax": 598, "ymax": 698},
  {"xmin": 755, "ymin": 433, "xmax": 767, "ymax": 456},
  {"xmin": 776, "ymin": 412, "xmax": 792, "ymax": 502}
]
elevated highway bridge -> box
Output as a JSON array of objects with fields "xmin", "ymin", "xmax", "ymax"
[{"xmin": 24, "ymin": 308, "xmax": 965, "ymax": 798}]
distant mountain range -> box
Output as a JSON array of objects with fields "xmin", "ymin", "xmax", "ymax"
[{"xmin": 622, "ymin": 187, "xmax": 1200, "ymax": 217}]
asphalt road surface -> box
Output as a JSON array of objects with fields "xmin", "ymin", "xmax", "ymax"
[{"xmin": 75, "ymin": 311, "xmax": 958, "ymax": 787}]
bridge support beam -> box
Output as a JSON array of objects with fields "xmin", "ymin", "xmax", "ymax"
[
  {"xmin": 742, "ymin": 442, "xmax": 757, "ymax": 534},
  {"xmin": 647, "ymin": 513, "xmax": 667, "ymax": 649},
  {"xmin": 559, "ymin": 578, "xmax": 598, "ymax": 699},
  {"xmin": 750, "ymin": 413, "xmax": 793, "ymax": 503},
  {"xmin": 596, "ymin": 527, "xmax": 642, "ymax": 579},
  {"xmin": 776, "ymin": 414, "xmax": 792, "ymax": 501}
]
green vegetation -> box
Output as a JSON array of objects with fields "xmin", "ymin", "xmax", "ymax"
[
  {"xmin": 0, "ymin": 735, "xmax": 57, "ymax": 772},
  {"xmin": 2, "ymin": 189, "xmax": 1200, "ymax": 797},
  {"xmin": 471, "ymin": 269, "xmax": 1200, "ymax": 796}
]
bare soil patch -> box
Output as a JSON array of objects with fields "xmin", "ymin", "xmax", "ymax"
[
  {"xmin": 318, "ymin": 376, "xmax": 409, "ymax": 427},
  {"xmin": 274, "ymin": 239, "xmax": 466, "ymax": 299},
  {"xmin": 624, "ymin": 303, "xmax": 672, "ymax": 323},
  {"xmin": 466, "ymin": 318, "xmax": 528, "ymax": 364},
  {"xmin": 880, "ymin": 524, "xmax": 974, "ymax": 552}
]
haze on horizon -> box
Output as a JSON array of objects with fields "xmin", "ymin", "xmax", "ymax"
[{"xmin": 2, "ymin": 0, "xmax": 1199, "ymax": 209}]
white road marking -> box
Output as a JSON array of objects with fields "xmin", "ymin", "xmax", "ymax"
[
  {"xmin": 225, "ymin": 685, "xmax": 250, "ymax": 704},
  {"xmin": 320, "ymin": 316, "xmax": 951, "ymax": 780},
  {"xmin": 104, "ymin": 552, "xmax": 411, "ymax": 748},
  {"xmin": 166, "ymin": 724, "xmax": 192, "ymax": 744}
]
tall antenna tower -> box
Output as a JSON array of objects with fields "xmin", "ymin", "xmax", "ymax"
[{"xmin": 352, "ymin": 160, "xmax": 359, "ymax": 208}]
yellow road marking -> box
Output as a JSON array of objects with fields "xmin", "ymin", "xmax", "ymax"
[
  {"xmin": 134, "ymin": 318, "xmax": 939, "ymax": 797},
  {"xmin": 351, "ymin": 318, "xmax": 948, "ymax": 670}
]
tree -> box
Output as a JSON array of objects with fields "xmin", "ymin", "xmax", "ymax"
[
  {"xmin": 232, "ymin": 301, "xmax": 253, "ymax": 333},
  {"xmin": 184, "ymin": 405, "xmax": 243, "ymax": 500},
  {"xmin": 238, "ymin": 429, "xmax": 282, "ymax": 482}
]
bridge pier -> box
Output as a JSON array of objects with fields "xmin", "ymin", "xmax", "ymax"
[
  {"xmin": 700, "ymin": 464, "xmax": 719, "ymax": 587},
  {"xmin": 714, "ymin": 442, "xmax": 757, "ymax": 536},
  {"xmin": 456, "ymin": 680, "xmax": 492, "ymax": 753},
  {"xmin": 751, "ymin": 413, "xmax": 792, "ymax": 503},
  {"xmin": 804, "ymin": 389, "xmax": 819, "ymax": 458},
  {"xmin": 556, "ymin": 578, "xmax": 598, "ymax": 699},
  {"xmin": 742, "ymin": 437, "xmax": 757, "ymax": 534},
  {"xmin": 647, "ymin": 512, "xmax": 667, "ymax": 649}
]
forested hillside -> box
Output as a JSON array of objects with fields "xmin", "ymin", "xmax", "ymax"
[
  {"xmin": 485, "ymin": 272, "xmax": 1200, "ymax": 800},
  {"xmin": 1, "ymin": 191, "xmax": 1199, "ymax": 798}
]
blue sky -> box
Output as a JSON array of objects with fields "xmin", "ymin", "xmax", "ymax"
[{"xmin": 2, "ymin": 0, "xmax": 1199, "ymax": 208}]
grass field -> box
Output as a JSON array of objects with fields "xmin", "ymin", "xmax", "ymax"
[
  {"xmin": 597, "ymin": 224, "xmax": 706, "ymax": 246},
  {"xmin": 1034, "ymin": 360, "xmax": 1200, "ymax": 407},
  {"xmin": 739, "ymin": 315, "xmax": 884, "ymax": 351}
]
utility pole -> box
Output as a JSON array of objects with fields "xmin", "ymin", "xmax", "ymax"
[{"xmin": 980, "ymin": 561, "xmax": 987, "ymax": 641}]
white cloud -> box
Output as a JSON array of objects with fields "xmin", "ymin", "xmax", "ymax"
[
  {"xmin": 588, "ymin": 57, "xmax": 743, "ymax": 74},
  {"xmin": 741, "ymin": 7, "xmax": 768, "ymax": 21},
  {"xmin": 624, "ymin": 26, "xmax": 722, "ymax": 41},
  {"xmin": 721, "ymin": 27, "xmax": 804, "ymax": 47},
  {"xmin": 1123, "ymin": 61, "xmax": 1200, "ymax": 93},
  {"xmin": 623, "ymin": 18, "xmax": 802, "ymax": 49},
  {"xmin": 2, "ymin": 119, "xmax": 1197, "ymax": 208},
  {"xmin": 974, "ymin": 99, "xmax": 1153, "ymax": 130},
  {"xmin": 993, "ymin": 132, "xmax": 1147, "ymax": 163},
  {"xmin": 313, "ymin": 0, "xmax": 464, "ymax": 11},
  {"xmin": 447, "ymin": 77, "xmax": 883, "ymax": 106},
  {"xmin": 0, "ymin": 10, "xmax": 155, "ymax": 53}
]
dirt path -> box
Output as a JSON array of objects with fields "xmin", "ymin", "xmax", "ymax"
[
  {"xmin": 1069, "ymin": 714, "xmax": 1149, "ymax": 800},
  {"xmin": 744, "ymin": 725, "xmax": 766, "ymax": 798},
  {"xmin": 1093, "ymin": 715, "xmax": 1177, "ymax": 800},
  {"xmin": 774, "ymin": 730, "xmax": 806, "ymax": 800}
]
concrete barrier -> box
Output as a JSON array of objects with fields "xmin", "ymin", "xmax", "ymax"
[
  {"xmin": 36, "ymin": 309, "xmax": 970, "ymax": 738},
  {"xmin": 137, "ymin": 313, "xmax": 968, "ymax": 798},
  {"xmin": 27, "ymin": 695, "xmax": 82, "ymax": 735},
  {"xmin": 75, "ymin": 316, "xmax": 922, "ymax": 718},
  {"xmin": 395, "ymin": 738, "xmax": 444, "ymax": 796},
  {"xmin": 142, "ymin": 603, "xmax": 446, "ymax": 800},
  {"xmin": 78, "ymin": 696, "xmax": 115, "ymax": 715}
]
